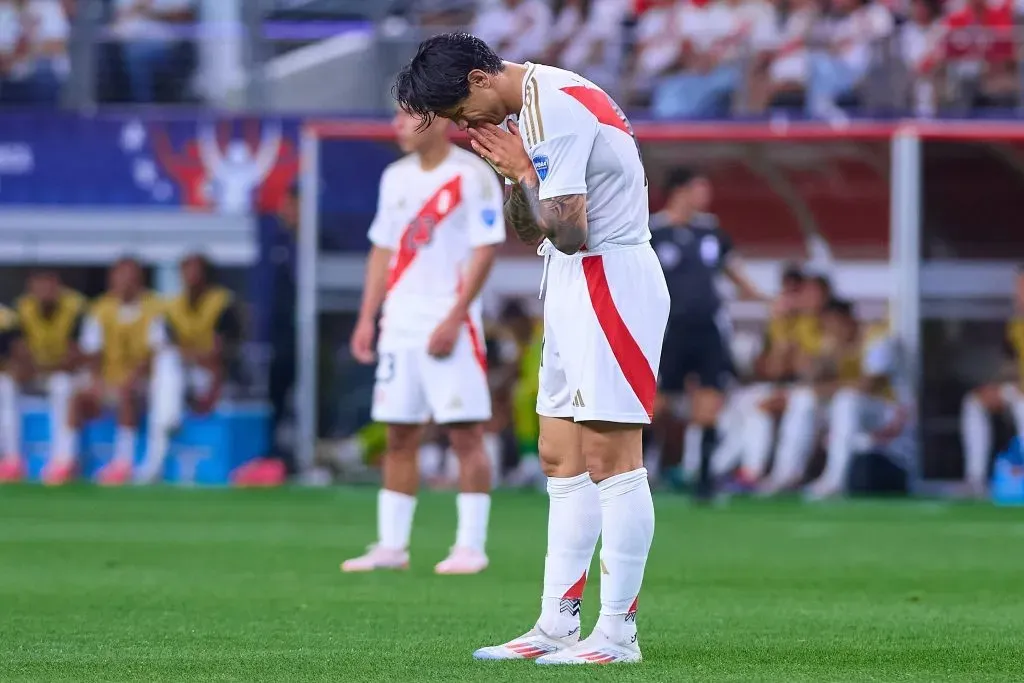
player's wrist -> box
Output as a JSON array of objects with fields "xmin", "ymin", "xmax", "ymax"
[{"xmin": 516, "ymin": 166, "xmax": 539, "ymax": 188}]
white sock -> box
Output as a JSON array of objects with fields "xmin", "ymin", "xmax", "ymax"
[
  {"xmin": 378, "ymin": 489, "xmax": 416, "ymax": 551},
  {"xmin": 596, "ymin": 468, "xmax": 654, "ymax": 644},
  {"xmin": 712, "ymin": 398, "xmax": 744, "ymax": 476},
  {"xmin": 682, "ymin": 424, "xmax": 702, "ymax": 478},
  {"xmin": 0, "ymin": 373, "xmax": 19, "ymax": 458},
  {"xmin": 48, "ymin": 373, "xmax": 74, "ymax": 464},
  {"xmin": 817, "ymin": 389, "xmax": 860, "ymax": 491},
  {"xmin": 1011, "ymin": 398, "xmax": 1024, "ymax": 450},
  {"xmin": 768, "ymin": 386, "xmax": 817, "ymax": 487},
  {"xmin": 113, "ymin": 427, "xmax": 137, "ymax": 466},
  {"xmin": 455, "ymin": 492, "xmax": 490, "ymax": 553},
  {"xmin": 538, "ymin": 472, "xmax": 601, "ymax": 639},
  {"xmin": 142, "ymin": 428, "xmax": 170, "ymax": 481},
  {"xmin": 741, "ymin": 389, "xmax": 775, "ymax": 480},
  {"xmin": 961, "ymin": 394, "xmax": 991, "ymax": 486}
]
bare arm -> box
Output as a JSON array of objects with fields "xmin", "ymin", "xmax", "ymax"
[
  {"xmin": 504, "ymin": 183, "xmax": 544, "ymax": 246},
  {"xmin": 357, "ymin": 245, "xmax": 392, "ymax": 325},
  {"xmin": 448, "ymin": 245, "xmax": 498, "ymax": 320},
  {"xmin": 724, "ymin": 256, "xmax": 769, "ymax": 302},
  {"xmin": 515, "ymin": 169, "xmax": 588, "ymax": 255}
]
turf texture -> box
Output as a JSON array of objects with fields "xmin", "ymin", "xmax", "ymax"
[{"xmin": 1, "ymin": 486, "xmax": 1022, "ymax": 682}]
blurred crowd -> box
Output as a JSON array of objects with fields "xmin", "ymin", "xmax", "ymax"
[
  {"xmin": 2, "ymin": 0, "xmax": 1020, "ymax": 114},
  {"xmin": 0, "ymin": 0, "xmax": 197, "ymax": 105}
]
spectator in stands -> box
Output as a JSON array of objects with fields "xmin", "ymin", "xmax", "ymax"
[
  {"xmin": 136, "ymin": 253, "xmax": 241, "ymax": 484},
  {"xmin": 55, "ymin": 258, "xmax": 167, "ymax": 486},
  {"xmin": 960, "ymin": 268, "xmax": 1024, "ymax": 498},
  {"xmin": 109, "ymin": 0, "xmax": 197, "ymax": 103},
  {"xmin": 471, "ymin": 0, "xmax": 552, "ymax": 63},
  {"xmin": 0, "ymin": 271, "xmax": 84, "ymax": 484},
  {"xmin": 806, "ymin": 0, "xmax": 893, "ymax": 120},
  {"xmin": 0, "ymin": 0, "xmax": 70, "ymax": 104},
  {"xmin": 651, "ymin": 0, "xmax": 776, "ymax": 119},
  {"xmin": 900, "ymin": 0, "xmax": 944, "ymax": 116},
  {"xmin": 943, "ymin": 0, "xmax": 1016, "ymax": 109},
  {"xmin": 551, "ymin": 0, "xmax": 630, "ymax": 93},
  {"xmin": 624, "ymin": 0, "xmax": 685, "ymax": 106},
  {"xmin": 747, "ymin": 0, "xmax": 819, "ymax": 112}
]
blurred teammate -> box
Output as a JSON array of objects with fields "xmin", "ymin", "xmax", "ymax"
[
  {"xmin": 396, "ymin": 33, "xmax": 670, "ymax": 664},
  {"xmin": 0, "ymin": 272, "xmax": 85, "ymax": 483},
  {"xmin": 0, "ymin": 302, "xmax": 25, "ymax": 481},
  {"xmin": 342, "ymin": 106, "xmax": 506, "ymax": 575},
  {"xmin": 961, "ymin": 268, "xmax": 1024, "ymax": 496},
  {"xmin": 53, "ymin": 259, "xmax": 167, "ymax": 486},
  {"xmin": 803, "ymin": 301, "xmax": 913, "ymax": 499},
  {"xmin": 136, "ymin": 254, "xmax": 241, "ymax": 484},
  {"xmin": 650, "ymin": 167, "xmax": 766, "ymax": 501}
]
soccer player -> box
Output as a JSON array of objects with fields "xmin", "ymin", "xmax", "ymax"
[
  {"xmin": 650, "ymin": 168, "xmax": 767, "ymax": 501},
  {"xmin": 341, "ymin": 106, "xmax": 506, "ymax": 575},
  {"xmin": 961, "ymin": 267, "xmax": 1024, "ymax": 497},
  {"xmin": 136, "ymin": 254, "xmax": 241, "ymax": 484},
  {"xmin": 56, "ymin": 258, "xmax": 167, "ymax": 486},
  {"xmin": 0, "ymin": 272, "xmax": 85, "ymax": 483},
  {"xmin": 395, "ymin": 32, "xmax": 670, "ymax": 664}
]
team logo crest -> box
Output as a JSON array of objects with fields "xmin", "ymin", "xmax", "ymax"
[
  {"xmin": 700, "ymin": 235, "xmax": 720, "ymax": 266},
  {"xmin": 481, "ymin": 208, "xmax": 497, "ymax": 227},
  {"xmin": 533, "ymin": 155, "xmax": 550, "ymax": 181}
]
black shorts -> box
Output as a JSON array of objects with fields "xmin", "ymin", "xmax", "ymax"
[{"xmin": 658, "ymin": 317, "xmax": 734, "ymax": 393}]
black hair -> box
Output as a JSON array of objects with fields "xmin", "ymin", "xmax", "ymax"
[
  {"xmin": 781, "ymin": 263, "xmax": 805, "ymax": 285},
  {"xmin": 182, "ymin": 252, "xmax": 214, "ymax": 280},
  {"xmin": 823, "ymin": 297, "xmax": 854, "ymax": 318},
  {"xmin": 808, "ymin": 273, "xmax": 833, "ymax": 296},
  {"xmin": 665, "ymin": 167, "xmax": 706, "ymax": 192},
  {"xmin": 393, "ymin": 32, "xmax": 505, "ymax": 127}
]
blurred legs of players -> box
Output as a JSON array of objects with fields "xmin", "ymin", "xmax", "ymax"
[
  {"xmin": 136, "ymin": 348, "xmax": 186, "ymax": 484},
  {"xmin": 760, "ymin": 385, "xmax": 818, "ymax": 495},
  {"xmin": 709, "ymin": 391, "xmax": 747, "ymax": 478},
  {"xmin": 961, "ymin": 384, "xmax": 1024, "ymax": 496},
  {"xmin": 0, "ymin": 373, "xmax": 21, "ymax": 476},
  {"xmin": 739, "ymin": 384, "xmax": 782, "ymax": 485}
]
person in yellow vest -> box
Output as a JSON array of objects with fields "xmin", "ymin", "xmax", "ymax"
[
  {"xmin": 0, "ymin": 302, "xmax": 23, "ymax": 482},
  {"xmin": 0, "ymin": 271, "xmax": 86, "ymax": 483},
  {"xmin": 48, "ymin": 258, "xmax": 168, "ymax": 486},
  {"xmin": 961, "ymin": 269, "xmax": 1024, "ymax": 497},
  {"xmin": 757, "ymin": 295, "xmax": 858, "ymax": 495},
  {"xmin": 135, "ymin": 253, "xmax": 240, "ymax": 484},
  {"xmin": 736, "ymin": 268, "xmax": 830, "ymax": 488},
  {"xmin": 805, "ymin": 308, "xmax": 914, "ymax": 500}
]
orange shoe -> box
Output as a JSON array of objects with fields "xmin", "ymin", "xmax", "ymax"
[
  {"xmin": 41, "ymin": 461, "xmax": 76, "ymax": 486},
  {"xmin": 95, "ymin": 460, "xmax": 132, "ymax": 486},
  {"xmin": 0, "ymin": 457, "xmax": 25, "ymax": 483}
]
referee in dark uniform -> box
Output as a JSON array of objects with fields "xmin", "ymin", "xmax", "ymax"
[{"xmin": 651, "ymin": 168, "xmax": 768, "ymax": 500}]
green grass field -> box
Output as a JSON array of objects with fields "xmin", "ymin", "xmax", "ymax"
[{"xmin": 1, "ymin": 486, "xmax": 1022, "ymax": 682}]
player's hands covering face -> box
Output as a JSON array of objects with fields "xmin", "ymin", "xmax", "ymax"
[{"xmin": 467, "ymin": 122, "xmax": 534, "ymax": 184}]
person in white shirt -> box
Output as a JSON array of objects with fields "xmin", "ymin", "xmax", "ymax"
[
  {"xmin": 341, "ymin": 107, "xmax": 506, "ymax": 576},
  {"xmin": 806, "ymin": 0, "xmax": 893, "ymax": 119},
  {"xmin": 652, "ymin": 0, "xmax": 776, "ymax": 118},
  {"xmin": 0, "ymin": 0, "xmax": 69, "ymax": 103},
  {"xmin": 747, "ymin": 0, "xmax": 819, "ymax": 111},
  {"xmin": 471, "ymin": 0, "xmax": 552, "ymax": 63},
  {"xmin": 900, "ymin": 0, "xmax": 944, "ymax": 116},
  {"xmin": 557, "ymin": 0, "xmax": 630, "ymax": 93},
  {"xmin": 625, "ymin": 0, "xmax": 686, "ymax": 104},
  {"xmin": 396, "ymin": 32, "xmax": 670, "ymax": 665},
  {"xmin": 110, "ymin": 0, "xmax": 196, "ymax": 102}
]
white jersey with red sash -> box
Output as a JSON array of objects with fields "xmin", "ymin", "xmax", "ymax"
[{"xmin": 368, "ymin": 146, "xmax": 506, "ymax": 355}]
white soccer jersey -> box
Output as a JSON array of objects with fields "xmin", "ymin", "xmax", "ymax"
[
  {"xmin": 514, "ymin": 62, "xmax": 651, "ymax": 251},
  {"xmin": 368, "ymin": 145, "xmax": 506, "ymax": 350}
]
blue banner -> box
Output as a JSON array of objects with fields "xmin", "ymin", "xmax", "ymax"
[{"xmin": 0, "ymin": 112, "xmax": 401, "ymax": 252}]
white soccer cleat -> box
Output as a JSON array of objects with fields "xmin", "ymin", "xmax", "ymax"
[
  {"xmin": 434, "ymin": 546, "xmax": 488, "ymax": 575},
  {"xmin": 340, "ymin": 544, "xmax": 409, "ymax": 573},
  {"xmin": 473, "ymin": 625, "xmax": 579, "ymax": 661},
  {"xmin": 535, "ymin": 628, "xmax": 642, "ymax": 665}
]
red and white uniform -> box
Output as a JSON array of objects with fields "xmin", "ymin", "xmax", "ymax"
[
  {"xmin": 368, "ymin": 146, "xmax": 506, "ymax": 424},
  {"xmin": 516, "ymin": 62, "xmax": 670, "ymax": 424}
]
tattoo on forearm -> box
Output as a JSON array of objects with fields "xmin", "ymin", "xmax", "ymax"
[
  {"xmin": 517, "ymin": 177, "xmax": 588, "ymax": 255},
  {"xmin": 504, "ymin": 184, "xmax": 544, "ymax": 246}
]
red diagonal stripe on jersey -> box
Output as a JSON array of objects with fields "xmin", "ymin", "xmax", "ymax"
[
  {"xmin": 387, "ymin": 175, "xmax": 463, "ymax": 292},
  {"xmin": 560, "ymin": 86, "xmax": 631, "ymax": 137},
  {"xmin": 582, "ymin": 255, "xmax": 656, "ymax": 419},
  {"xmin": 456, "ymin": 275, "xmax": 488, "ymax": 375}
]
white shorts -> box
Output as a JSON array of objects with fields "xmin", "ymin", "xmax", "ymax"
[
  {"xmin": 371, "ymin": 326, "xmax": 491, "ymax": 425},
  {"xmin": 537, "ymin": 243, "xmax": 670, "ymax": 424}
]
